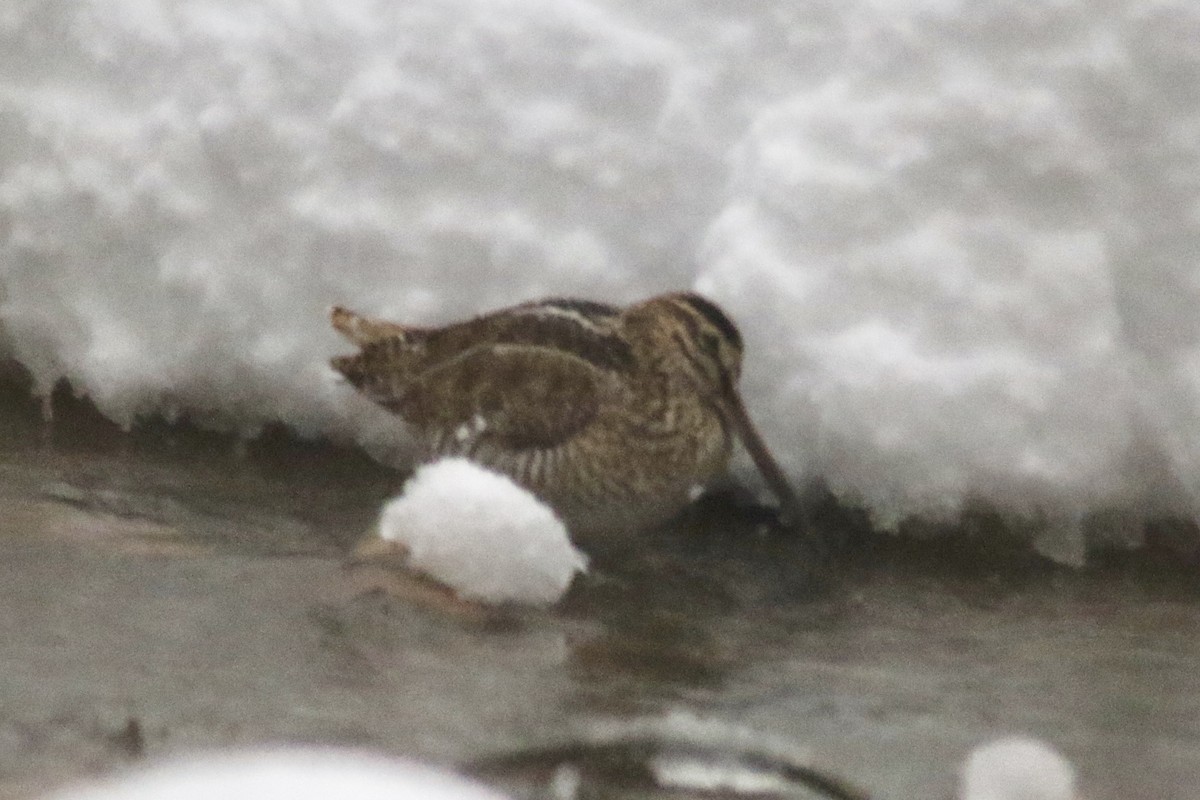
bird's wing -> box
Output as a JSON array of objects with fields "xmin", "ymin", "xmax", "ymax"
[{"xmin": 338, "ymin": 342, "xmax": 609, "ymax": 451}]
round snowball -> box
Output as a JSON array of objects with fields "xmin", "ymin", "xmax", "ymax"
[
  {"xmin": 377, "ymin": 458, "xmax": 587, "ymax": 605},
  {"xmin": 961, "ymin": 736, "xmax": 1077, "ymax": 800},
  {"xmin": 44, "ymin": 748, "xmax": 512, "ymax": 800}
]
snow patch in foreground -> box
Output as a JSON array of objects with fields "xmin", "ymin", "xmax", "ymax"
[
  {"xmin": 43, "ymin": 748, "xmax": 511, "ymax": 800},
  {"xmin": 376, "ymin": 458, "xmax": 587, "ymax": 605}
]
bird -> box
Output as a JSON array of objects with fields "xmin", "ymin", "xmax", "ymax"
[{"xmin": 330, "ymin": 292, "xmax": 799, "ymax": 536}]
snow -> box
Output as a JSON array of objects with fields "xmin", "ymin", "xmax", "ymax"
[
  {"xmin": 2, "ymin": 1, "xmax": 1200, "ymax": 555},
  {"xmin": 375, "ymin": 458, "xmax": 587, "ymax": 605},
  {"xmin": 960, "ymin": 737, "xmax": 1078, "ymax": 800},
  {"xmin": 42, "ymin": 748, "xmax": 512, "ymax": 800}
]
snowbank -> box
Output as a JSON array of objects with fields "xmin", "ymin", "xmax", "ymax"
[{"xmin": 2, "ymin": 1, "xmax": 1199, "ymax": 551}]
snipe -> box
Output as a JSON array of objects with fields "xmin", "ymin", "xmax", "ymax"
[{"xmin": 330, "ymin": 292, "xmax": 799, "ymax": 535}]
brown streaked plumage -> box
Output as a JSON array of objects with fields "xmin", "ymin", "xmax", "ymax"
[{"xmin": 331, "ymin": 293, "xmax": 798, "ymax": 535}]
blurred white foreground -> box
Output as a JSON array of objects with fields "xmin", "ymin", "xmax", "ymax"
[
  {"xmin": 961, "ymin": 737, "xmax": 1078, "ymax": 800},
  {"xmin": 43, "ymin": 748, "xmax": 512, "ymax": 800}
]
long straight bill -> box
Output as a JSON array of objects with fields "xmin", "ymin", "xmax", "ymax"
[{"xmin": 723, "ymin": 389, "xmax": 801, "ymax": 525}]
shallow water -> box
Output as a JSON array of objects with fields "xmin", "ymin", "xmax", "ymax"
[{"xmin": 0, "ymin": 389, "xmax": 1197, "ymax": 800}]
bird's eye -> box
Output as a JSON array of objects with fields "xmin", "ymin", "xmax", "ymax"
[{"xmin": 701, "ymin": 331, "xmax": 722, "ymax": 358}]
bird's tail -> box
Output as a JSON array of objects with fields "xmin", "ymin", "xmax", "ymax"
[
  {"xmin": 330, "ymin": 306, "xmax": 411, "ymax": 346},
  {"xmin": 329, "ymin": 307, "xmax": 414, "ymax": 409}
]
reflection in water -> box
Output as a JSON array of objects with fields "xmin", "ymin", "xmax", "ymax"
[{"xmin": 559, "ymin": 494, "xmax": 838, "ymax": 715}]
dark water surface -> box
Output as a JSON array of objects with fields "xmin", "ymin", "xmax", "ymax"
[{"xmin": 0, "ymin": 388, "xmax": 1197, "ymax": 799}]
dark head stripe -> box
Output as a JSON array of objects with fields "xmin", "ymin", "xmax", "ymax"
[{"xmin": 676, "ymin": 293, "xmax": 743, "ymax": 351}]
